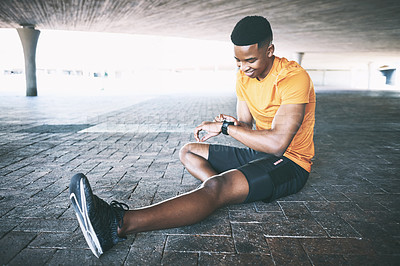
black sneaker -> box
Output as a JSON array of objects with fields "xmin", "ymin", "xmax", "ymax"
[{"xmin": 69, "ymin": 173, "xmax": 129, "ymax": 257}]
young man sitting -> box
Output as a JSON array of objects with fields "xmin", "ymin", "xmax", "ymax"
[{"xmin": 69, "ymin": 15, "xmax": 316, "ymax": 257}]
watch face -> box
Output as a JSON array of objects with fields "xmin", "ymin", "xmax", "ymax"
[{"xmin": 222, "ymin": 120, "xmax": 233, "ymax": 135}]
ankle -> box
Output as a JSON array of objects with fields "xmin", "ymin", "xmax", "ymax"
[
  {"xmin": 117, "ymin": 226, "xmax": 126, "ymax": 237},
  {"xmin": 117, "ymin": 211, "xmax": 136, "ymax": 236}
]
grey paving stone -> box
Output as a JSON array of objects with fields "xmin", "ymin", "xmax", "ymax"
[
  {"xmin": 48, "ymin": 248, "xmax": 130, "ymax": 265},
  {"xmin": 44, "ymin": 190, "xmax": 72, "ymax": 209},
  {"xmin": 266, "ymin": 237, "xmax": 312, "ymax": 265},
  {"xmin": 28, "ymin": 231, "xmax": 88, "ymax": 249},
  {"xmin": 0, "ymin": 91, "xmax": 399, "ymax": 264},
  {"xmin": 300, "ymin": 238, "xmax": 375, "ymax": 256},
  {"xmin": 14, "ymin": 218, "xmax": 77, "ymax": 233},
  {"xmin": 279, "ymin": 187, "xmax": 325, "ymax": 202},
  {"xmin": 343, "ymin": 193, "xmax": 390, "ymax": 212},
  {"xmin": 307, "ymin": 254, "xmax": 348, "ymax": 266},
  {"xmin": 159, "ymin": 209, "xmax": 231, "ymax": 236},
  {"xmin": 278, "ymin": 201, "xmax": 314, "ymax": 219},
  {"xmin": 199, "ymin": 252, "xmax": 274, "ymax": 266},
  {"xmin": 343, "ymin": 254, "xmax": 400, "ymax": 266},
  {"xmin": 262, "ymin": 216, "xmax": 328, "ymax": 238},
  {"xmin": 125, "ymin": 233, "xmax": 166, "ymax": 265},
  {"xmin": 312, "ymin": 187, "xmax": 350, "ymax": 202},
  {"xmin": 165, "ymin": 235, "xmax": 235, "ymax": 253},
  {"xmin": 0, "ymin": 202, "xmax": 15, "ymax": 217},
  {"xmin": 311, "ymin": 212, "xmax": 361, "ymax": 238},
  {"xmin": 0, "ymin": 231, "xmax": 37, "ymax": 264},
  {"xmin": 229, "ymin": 210, "xmax": 283, "ymax": 224},
  {"xmin": 305, "ymin": 201, "xmax": 361, "ymax": 213},
  {"xmin": 8, "ymin": 248, "xmax": 56, "ymax": 266},
  {"xmin": 343, "ymin": 220, "xmax": 400, "ymax": 255},
  {"xmin": 0, "ymin": 217, "xmax": 24, "ymax": 238},
  {"xmin": 181, "ymin": 170, "xmax": 202, "ymax": 186},
  {"xmin": 231, "ymin": 223, "xmax": 270, "ymax": 254},
  {"xmin": 128, "ymin": 180, "xmax": 161, "ymax": 207},
  {"xmin": 161, "ymin": 251, "xmax": 199, "ymax": 265},
  {"xmin": 228, "ymin": 202, "xmax": 256, "ymax": 211},
  {"xmin": 5, "ymin": 205, "xmax": 66, "ymax": 219},
  {"xmin": 254, "ymin": 201, "xmax": 282, "ymax": 212}
]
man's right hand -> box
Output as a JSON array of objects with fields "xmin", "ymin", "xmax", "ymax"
[{"xmin": 214, "ymin": 114, "xmax": 238, "ymax": 125}]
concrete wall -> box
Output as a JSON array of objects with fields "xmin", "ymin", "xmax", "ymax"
[{"xmin": 307, "ymin": 68, "xmax": 398, "ymax": 90}]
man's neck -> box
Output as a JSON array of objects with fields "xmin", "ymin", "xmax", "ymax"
[{"xmin": 257, "ymin": 56, "xmax": 275, "ymax": 81}]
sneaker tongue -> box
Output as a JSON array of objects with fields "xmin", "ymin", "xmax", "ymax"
[{"xmin": 110, "ymin": 200, "xmax": 129, "ymax": 228}]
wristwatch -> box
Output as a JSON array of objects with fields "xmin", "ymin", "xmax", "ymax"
[{"xmin": 221, "ymin": 120, "xmax": 234, "ymax": 135}]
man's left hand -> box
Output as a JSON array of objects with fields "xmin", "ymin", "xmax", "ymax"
[{"xmin": 194, "ymin": 121, "xmax": 223, "ymax": 142}]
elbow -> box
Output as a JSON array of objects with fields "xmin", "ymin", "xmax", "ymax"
[
  {"xmin": 271, "ymin": 143, "xmax": 288, "ymax": 157},
  {"xmin": 254, "ymin": 131, "xmax": 290, "ymax": 157},
  {"xmin": 259, "ymin": 144, "xmax": 285, "ymax": 157},
  {"xmin": 273, "ymin": 149, "xmax": 285, "ymax": 158},
  {"xmin": 273, "ymin": 151, "xmax": 284, "ymax": 157}
]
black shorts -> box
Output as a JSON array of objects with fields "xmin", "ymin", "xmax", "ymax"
[{"xmin": 208, "ymin": 144, "xmax": 309, "ymax": 203}]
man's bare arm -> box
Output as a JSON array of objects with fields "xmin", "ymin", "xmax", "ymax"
[
  {"xmin": 236, "ymin": 100, "xmax": 253, "ymax": 129},
  {"xmin": 228, "ymin": 103, "xmax": 306, "ymax": 157}
]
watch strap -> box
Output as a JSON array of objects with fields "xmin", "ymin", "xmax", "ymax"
[{"xmin": 221, "ymin": 120, "xmax": 234, "ymax": 135}]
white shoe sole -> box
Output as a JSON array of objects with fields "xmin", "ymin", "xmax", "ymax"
[{"xmin": 70, "ymin": 178, "xmax": 103, "ymax": 258}]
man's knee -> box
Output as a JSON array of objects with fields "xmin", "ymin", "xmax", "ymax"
[
  {"xmin": 202, "ymin": 175, "xmax": 225, "ymax": 203},
  {"xmin": 179, "ymin": 143, "xmax": 191, "ymax": 165},
  {"xmin": 179, "ymin": 142, "xmax": 208, "ymax": 165},
  {"xmin": 202, "ymin": 170, "xmax": 249, "ymax": 205}
]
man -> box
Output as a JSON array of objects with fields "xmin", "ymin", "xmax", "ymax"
[{"xmin": 69, "ymin": 16, "xmax": 316, "ymax": 258}]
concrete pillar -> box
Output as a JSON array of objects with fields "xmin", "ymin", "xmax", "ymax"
[
  {"xmin": 17, "ymin": 25, "xmax": 40, "ymax": 96},
  {"xmin": 296, "ymin": 52, "xmax": 305, "ymax": 66}
]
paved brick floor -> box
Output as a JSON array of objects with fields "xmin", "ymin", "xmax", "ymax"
[{"xmin": 0, "ymin": 90, "xmax": 399, "ymax": 265}]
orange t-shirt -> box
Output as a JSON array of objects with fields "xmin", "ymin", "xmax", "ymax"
[{"xmin": 236, "ymin": 56, "xmax": 316, "ymax": 172}]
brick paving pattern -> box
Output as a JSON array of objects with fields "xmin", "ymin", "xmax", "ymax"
[{"xmin": 0, "ymin": 91, "xmax": 399, "ymax": 265}]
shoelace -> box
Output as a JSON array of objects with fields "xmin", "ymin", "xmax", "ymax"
[{"xmin": 110, "ymin": 200, "xmax": 129, "ymax": 228}]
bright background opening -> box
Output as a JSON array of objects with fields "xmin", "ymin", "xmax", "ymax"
[
  {"xmin": 0, "ymin": 28, "xmax": 399, "ymax": 96},
  {"xmin": 0, "ymin": 29, "xmax": 238, "ymax": 96}
]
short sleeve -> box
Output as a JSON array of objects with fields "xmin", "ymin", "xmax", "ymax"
[
  {"xmin": 235, "ymin": 71, "xmax": 246, "ymax": 101},
  {"xmin": 278, "ymin": 71, "xmax": 311, "ymax": 104}
]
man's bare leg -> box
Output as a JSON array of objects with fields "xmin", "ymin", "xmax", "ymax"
[
  {"xmin": 179, "ymin": 142, "xmax": 216, "ymax": 182},
  {"xmin": 118, "ymin": 170, "xmax": 249, "ymax": 235},
  {"xmin": 69, "ymin": 148, "xmax": 250, "ymax": 257}
]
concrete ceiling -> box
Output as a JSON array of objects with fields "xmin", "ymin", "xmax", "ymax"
[{"xmin": 1, "ymin": 0, "xmax": 400, "ymax": 68}]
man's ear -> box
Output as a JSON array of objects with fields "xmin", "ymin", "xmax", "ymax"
[{"xmin": 267, "ymin": 44, "xmax": 275, "ymax": 57}]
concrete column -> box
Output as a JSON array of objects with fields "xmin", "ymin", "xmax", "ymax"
[
  {"xmin": 17, "ymin": 25, "xmax": 40, "ymax": 96},
  {"xmin": 296, "ymin": 52, "xmax": 305, "ymax": 66}
]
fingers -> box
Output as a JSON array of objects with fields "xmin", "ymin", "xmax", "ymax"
[
  {"xmin": 214, "ymin": 114, "xmax": 223, "ymax": 122},
  {"xmin": 224, "ymin": 115, "xmax": 239, "ymax": 125},
  {"xmin": 221, "ymin": 114, "xmax": 234, "ymax": 121},
  {"xmin": 194, "ymin": 125, "xmax": 202, "ymax": 142},
  {"xmin": 194, "ymin": 121, "xmax": 223, "ymax": 142},
  {"xmin": 201, "ymin": 132, "xmax": 219, "ymax": 142},
  {"xmin": 214, "ymin": 114, "xmax": 238, "ymax": 124},
  {"xmin": 214, "ymin": 114, "xmax": 231, "ymax": 122},
  {"xmin": 201, "ymin": 134, "xmax": 212, "ymax": 142}
]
